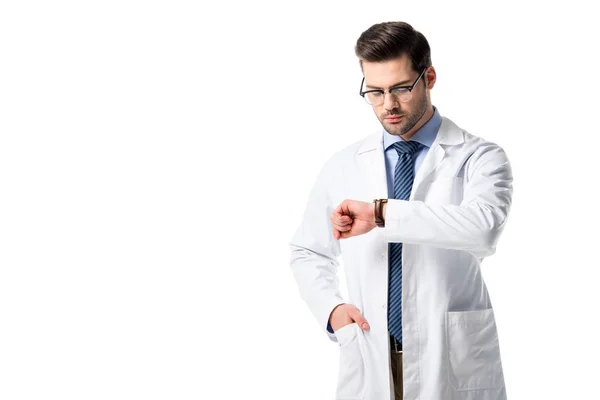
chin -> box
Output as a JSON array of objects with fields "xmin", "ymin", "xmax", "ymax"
[{"xmin": 382, "ymin": 121, "xmax": 404, "ymax": 135}]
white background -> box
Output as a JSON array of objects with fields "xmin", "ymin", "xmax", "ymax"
[{"xmin": 1, "ymin": 1, "xmax": 599, "ymax": 399}]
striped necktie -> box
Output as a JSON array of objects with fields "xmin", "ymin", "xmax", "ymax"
[{"xmin": 388, "ymin": 140, "xmax": 422, "ymax": 344}]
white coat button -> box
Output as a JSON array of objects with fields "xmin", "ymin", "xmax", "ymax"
[
  {"xmin": 380, "ymin": 253, "xmax": 385, "ymax": 258},
  {"xmin": 381, "ymin": 303, "xmax": 386, "ymax": 308}
]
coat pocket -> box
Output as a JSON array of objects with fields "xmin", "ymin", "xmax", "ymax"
[
  {"xmin": 335, "ymin": 323, "xmax": 368, "ymax": 399},
  {"xmin": 445, "ymin": 308, "xmax": 505, "ymax": 391}
]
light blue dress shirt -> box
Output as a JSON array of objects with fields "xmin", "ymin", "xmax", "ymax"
[
  {"xmin": 383, "ymin": 105, "xmax": 442, "ymax": 197},
  {"xmin": 326, "ymin": 106, "xmax": 442, "ymax": 334}
]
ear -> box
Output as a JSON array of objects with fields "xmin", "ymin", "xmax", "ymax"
[{"xmin": 425, "ymin": 66, "xmax": 437, "ymax": 89}]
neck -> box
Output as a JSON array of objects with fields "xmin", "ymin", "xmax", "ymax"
[{"xmin": 400, "ymin": 104, "xmax": 434, "ymax": 141}]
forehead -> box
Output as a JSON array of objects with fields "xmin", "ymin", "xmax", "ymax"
[{"xmin": 362, "ymin": 55, "xmax": 415, "ymax": 88}]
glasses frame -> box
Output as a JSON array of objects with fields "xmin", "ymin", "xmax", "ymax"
[{"xmin": 359, "ymin": 67, "xmax": 428, "ymax": 105}]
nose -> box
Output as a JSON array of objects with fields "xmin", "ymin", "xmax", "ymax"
[{"xmin": 383, "ymin": 91, "xmax": 399, "ymax": 110}]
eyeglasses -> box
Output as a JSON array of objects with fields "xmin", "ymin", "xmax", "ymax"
[{"xmin": 359, "ymin": 67, "xmax": 428, "ymax": 105}]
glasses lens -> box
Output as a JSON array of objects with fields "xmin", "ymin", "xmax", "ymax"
[
  {"xmin": 391, "ymin": 88, "xmax": 412, "ymax": 103},
  {"xmin": 363, "ymin": 90, "xmax": 412, "ymax": 105},
  {"xmin": 365, "ymin": 92, "xmax": 383, "ymax": 105}
]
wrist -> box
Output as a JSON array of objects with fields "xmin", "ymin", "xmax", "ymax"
[
  {"xmin": 329, "ymin": 303, "xmax": 345, "ymax": 322},
  {"xmin": 373, "ymin": 198, "xmax": 388, "ymax": 228}
]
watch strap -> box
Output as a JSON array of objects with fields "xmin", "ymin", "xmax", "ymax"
[{"xmin": 373, "ymin": 198, "xmax": 388, "ymax": 228}]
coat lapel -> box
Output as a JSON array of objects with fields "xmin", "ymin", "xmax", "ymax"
[
  {"xmin": 356, "ymin": 130, "xmax": 388, "ymax": 201},
  {"xmin": 356, "ymin": 116, "xmax": 465, "ymax": 201}
]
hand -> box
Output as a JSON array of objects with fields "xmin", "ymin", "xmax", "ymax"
[
  {"xmin": 329, "ymin": 303, "xmax": 370, "ymax": 331},
  {"xmin": 330, "ymin": 199, "xmax": 377, "ymax": 240}
]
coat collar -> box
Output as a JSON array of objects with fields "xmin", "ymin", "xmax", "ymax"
[
  {"xmin": 357, "ymin": 116, "xmax": 464, "ymax": 155},
  {"xmin": 356, "ymin": 116, "xmax": 465, "ymax": 200}
]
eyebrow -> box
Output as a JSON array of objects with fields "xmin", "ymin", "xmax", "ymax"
[{"xmin": 365, "ymin": 79, "xmax": 411, "ymax": 89}]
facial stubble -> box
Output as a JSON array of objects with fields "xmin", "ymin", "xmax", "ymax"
[{"xmin": 380, "ymin": 91, "xmax": 429, "ymax": 137}]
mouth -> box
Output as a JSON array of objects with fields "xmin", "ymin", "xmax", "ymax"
[{"xmin": 384, "ymin": 115, "xmax": 403, "ymax": 123}]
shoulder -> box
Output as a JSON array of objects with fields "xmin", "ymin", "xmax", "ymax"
[
  {"xmin": 320, "ymin": 130, "xmax": 380, "ymax": 172},
  {"xmin": 442, "ymin": 116, "xmax": 510, "ymax": 158},
  {"xmin": 443, "ymin": 117, "xmax": 512, "ymax": 180}
]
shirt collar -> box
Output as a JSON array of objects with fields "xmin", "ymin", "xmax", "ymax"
[{"xmin": 382, "ymin": 105, "xmax": 442, "ymax": 150}]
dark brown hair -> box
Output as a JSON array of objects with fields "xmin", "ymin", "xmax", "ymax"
[{"xmin": 355, "ymin": 22, "xmax": 432, "ymax": 73}]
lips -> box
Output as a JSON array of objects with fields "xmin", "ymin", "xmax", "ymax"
[{"xmin": 385, "ymin": 115, "xmax": 403, "ymax": 121}]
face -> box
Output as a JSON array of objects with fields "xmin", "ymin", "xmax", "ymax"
[{"xmin": 362, "ymin": 55, "xmax": 435, "ymax": 138}]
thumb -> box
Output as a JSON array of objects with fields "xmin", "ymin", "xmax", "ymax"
[{"xmin": 351, "ymin": 310, "xmax": 370, "ymax": 330}]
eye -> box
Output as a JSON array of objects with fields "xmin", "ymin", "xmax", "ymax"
[{"xmin": 390, "ymin": 87, "xmax": 409, "ymax": 95}]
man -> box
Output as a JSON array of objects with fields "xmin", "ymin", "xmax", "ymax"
[{"xmin": 289, "ymin": 21, "xmax": 513, "ymax": 400}]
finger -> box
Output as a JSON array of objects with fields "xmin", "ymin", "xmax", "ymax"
[
  {"xmin": 331, "ymin": 214, "xmax": 352, "ymax": 229},
  {"xmin": 340, "ymin": 215, "xmax": 352, "ymax": 225},
  {"xmin": 334, "ymin": 200, "xmax": 351, "ymax": 216},
  {"xmin": 331, "ymin": 210, "xmax": 352, "ymax": 223},
  {"xmin": 330, "ymin": 214, "xmax": 351, "ymax": 227},
  {"xmin": 332, "ymin": 217, "xmax": 352, "ymax": 226},
  {"xmin": 333, "ymin": 202, "xmax": 345, "ymax": 217},
  {"xmin": 332, "ymin": 221, "xmax": 352, "ymax": 232},
  {"xmin": 350, "ymin": 310, "xmax": 370, "ymax": 330},
  {"xmin": 333, "ymin": 228, "xmax": 346, "ymax": 239},
  {"xmin": 335, "ymin": 228, "xmax": 351, "ymax": 240}
]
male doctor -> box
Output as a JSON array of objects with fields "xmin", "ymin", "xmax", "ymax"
[{"xmin": 289, "ymin": 21, "xmax": 513, "ymax": 400}]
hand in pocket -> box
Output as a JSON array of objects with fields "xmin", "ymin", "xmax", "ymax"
[{"xmin": 329, "ymin": 303, "xmax": 370, "ymax": 332}]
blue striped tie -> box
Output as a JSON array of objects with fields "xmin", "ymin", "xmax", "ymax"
[{"xmin": 388, "ymin": 140, "xmax": 422, "ymax": 344}]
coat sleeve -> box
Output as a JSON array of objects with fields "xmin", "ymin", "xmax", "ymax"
[
  {"xmin": 288, "ymin": 157, "xmax": 345, "ymax": 342},
  {"xmin": 383, "ymin": 142, "xmax": 513, "ymax": 259}
]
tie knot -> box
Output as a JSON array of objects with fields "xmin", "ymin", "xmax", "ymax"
[{"xmin": 392, "ymin": 140, "xmax": 422, "ymax": 156}]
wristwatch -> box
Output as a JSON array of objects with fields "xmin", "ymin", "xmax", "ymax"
[{"xmin": 373, "ymin": 198, "xmax": 388, "ymax": 228}]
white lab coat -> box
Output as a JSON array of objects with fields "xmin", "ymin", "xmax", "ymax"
[{"xmin": 289, "ymin": 116, "xmax": 513, "ymax": 400}]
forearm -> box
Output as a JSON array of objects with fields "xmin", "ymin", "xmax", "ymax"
[
  {"xmin": 288, "ymin": 155, "xmax": 345, "ymax": 337},
  {"xmin": 381, "ymin": 144, "xmax": 513, "ymax": 258},
  {"xmin": 289, "ymin": 245, "xmax": 345, "ymax": 334},
  {"xmin": 382, "ymin": 200, "xmax": 508, "ymax": 258}
]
